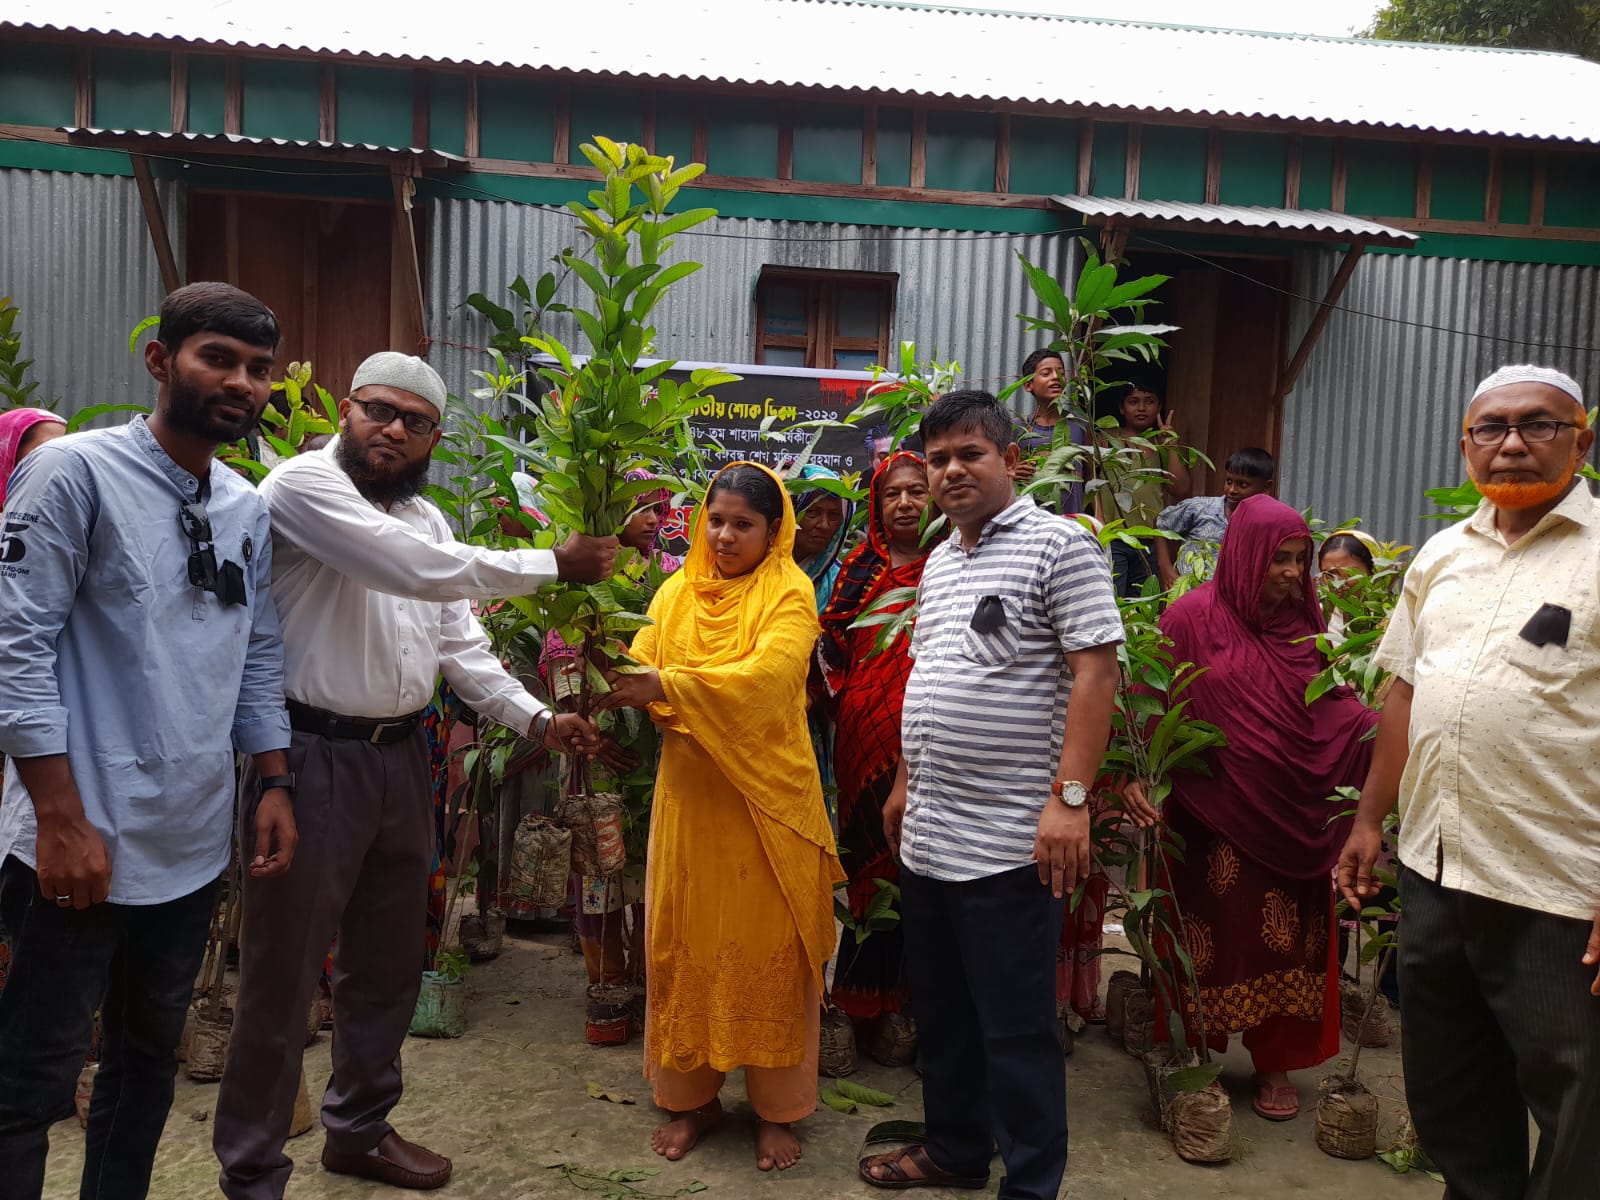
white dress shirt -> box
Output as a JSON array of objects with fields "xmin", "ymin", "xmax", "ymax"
[{"xmin": 258, "ymin": 442, "xmax": 557, "ymax": 729}]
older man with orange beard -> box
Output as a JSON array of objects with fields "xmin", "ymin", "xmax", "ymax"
[{"xmin": 1339, "ymin": 364, "xmax": 1599, "ymax": 1200}]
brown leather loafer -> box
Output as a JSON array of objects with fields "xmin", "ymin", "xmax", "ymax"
[{"xmin": 321, "ymin": 1131, "xmax": 453, "ymax": 1190}]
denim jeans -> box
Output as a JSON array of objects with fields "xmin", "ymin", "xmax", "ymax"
[
  {"xmin": 0, "ymin": 855, "xmax": 219, "ymax": 1200},
  {"xmin": 1110, "ymin": 539, "xmax": 1153, "ymax": 599}
]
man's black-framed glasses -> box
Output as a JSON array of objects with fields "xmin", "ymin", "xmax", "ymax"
[
  {"xmin": 179, "ymin": 502, "xmax": 246, "ymax": 606},
  {"xmin": 1465, "ymin": 420, "xmax": 1581, "ymax": 447},
  {"xmin": 350, "ymin": 397, "xmax": 439, "ymax": 437}
]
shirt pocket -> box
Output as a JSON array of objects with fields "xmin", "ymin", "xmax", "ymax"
[
  {"xmin": 959, "ymin": 595, "xmax": 1023, "ymax": 666},
  {"xmin": 1503, "ymin": 592, "xmax": 1597, "ymax": 687}
]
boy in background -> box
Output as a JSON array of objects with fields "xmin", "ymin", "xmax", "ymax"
[{"xmin": 1153, "ymin": 447, "xmax": 1275, "ymax": 589}]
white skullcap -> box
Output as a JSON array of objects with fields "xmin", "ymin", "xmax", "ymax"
[
  {"xmin": 1470, "ymin": 364, "xmax": 1585, "ymax": 411},
  {"xmin": 350, "ymin": 351, "xmax": 447, "ymax": 416}
]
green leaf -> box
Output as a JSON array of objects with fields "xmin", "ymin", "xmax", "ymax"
[
  {"xmin": 835, "ymin": 1079, "xmax": 896, "ymax": 1106},
  {"xmin": 127, "ymin": 315, "xmax": 159, "ymax": 354},
  {"xmin": 1163, "ymin": 1062, "xmax": 1223, "ymax": 1093},
  {"xmin": 820, "ymin": 1087, "xmax": 858, "ymax": 1114}
]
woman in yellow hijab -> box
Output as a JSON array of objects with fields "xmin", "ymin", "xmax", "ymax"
[{"xmin": 599, "ymin": 462, "xmax": 844, "ymax": 1173}]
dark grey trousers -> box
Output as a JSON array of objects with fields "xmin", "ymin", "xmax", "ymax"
[
  {"xmin": 1399, "ymin": 865, "xmax": 1600, "ymax": 1200},
  {"xmin": 213, "ymin": 727, "xmax": 434, "ymax": 1200}
]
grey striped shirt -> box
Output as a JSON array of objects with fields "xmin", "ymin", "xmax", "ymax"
[{"xmin": 900, "ymin": 498, "xmax": 1123, "ymax": 882}]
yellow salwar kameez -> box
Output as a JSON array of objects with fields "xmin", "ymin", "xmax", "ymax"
[{"xmin": 629, "ymin": 463, "xmax": 844, "ymax": 1121}]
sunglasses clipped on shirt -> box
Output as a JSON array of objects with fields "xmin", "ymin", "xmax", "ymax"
[
  {"xmin": 350, "ymin": 396, "xmax": 440, "ymax": 438},
  {"xmin": 179, "ymin": 501, "xmax": 248, "ymax": 607}
]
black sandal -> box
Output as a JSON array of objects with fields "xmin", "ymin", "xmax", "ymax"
[{"xmin": 858, "ymin": 1144, "xmax": 988, "ymax": 1190}]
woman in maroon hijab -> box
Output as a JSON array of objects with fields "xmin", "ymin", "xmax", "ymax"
[{"xmin": 1145, "ymin": 495, "xmax": 1377, "ymax": 1121}]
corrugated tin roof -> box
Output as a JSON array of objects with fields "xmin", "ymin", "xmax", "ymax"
[
  {"xmin": 63, "ymin": 127, "xmax": 465, "ymax": 165},
  {"xmin": 10, "ymin": 0, "xmax": 1600, "ymax": 144},
  {"xmin": 1054, "ymin": 195, "xmax": 1419, "ymax": 245}
]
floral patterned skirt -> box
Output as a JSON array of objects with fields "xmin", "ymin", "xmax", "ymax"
[{"xmin": 1165, "ymin": 801, "xmax": 1338, "ymax": 1067}]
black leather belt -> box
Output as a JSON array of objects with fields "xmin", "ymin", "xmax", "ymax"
[{"xmin": 287, "ymin": 699, "xmax": 425, "ymax": 745}]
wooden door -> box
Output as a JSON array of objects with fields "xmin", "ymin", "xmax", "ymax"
[{"xmin": 186, "ymin": 193, "xmax": 399, "ymax": 401}]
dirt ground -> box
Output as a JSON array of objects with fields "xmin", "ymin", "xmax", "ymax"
[{"xmin": 42, "ymin": 924, "xmax": 1441, "ymax": 1200}]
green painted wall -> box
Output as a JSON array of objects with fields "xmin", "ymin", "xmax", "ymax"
[
  {"xmin": 1300, "ymin": 137, "xmax": 1335, "ymax": 210},
  {"xmin": 478, "ymin": 77, "xmax": 555, "ymax": 161},
  {"xmin": 428, "ymin": 72, "xmax": 468, "ymax": 157},
  {"xmin": 706, "ymin": 100, "xmax": 778, "ymax": 178},
  {"xmin": 1346, "ymin": 140, "xmax": 1415, "ymax": 217},
  {"xmin": 242, "ymin": 58, "xmax": 321, "ymax": 141},
  {"xmin": 187, "ymin": 55, "xmax": 228, "ymax": 135},
  {"xmin": 877, "ymin": 108, "xmax": 912, "ymax": 188},
  {"xmin": 1499, "ymin": 151, "xmax": 1535, "ymax": 225},
  {"xmin": 1218, "ymin": 132, "xmax": 1285, "ymax": 207},
  {"xmin": 92, "ymin": 49, "xmax": 170, "ymax": 131},
  {"xmin": 792, "ymin": 102, "xmax": 861, "ymax": 186},
  {"xmin": 1008, "ymin": 115, "xmax": 1076, "ymax": 196},
  {"xmin": 1431, "ymin": 145, "xmax": 1488, "ymax": 222},
  {"xmin": 653, "ymin": 94, "xmax": 695, "ymax": 168},
  {"xmin": 1088, "ymin": 122, "xmax": 1127, "ymax": 196},
  {"xmin": 925, "ymin": 110, "xmax": 993, "ymax": 193},
  {"xmin": 570, "ymin": 90, "xmax": 644, "ymax": 158},
  {"xmin": 1139, "ymin": 125, "xmax": 1207, "ymax": 202},
  {"xmin": 337, "ymin": 64, "xmax": 413, "ymax": 148},
  {"xmin": 1544, "ymin": 151, "xmax": 1600, "ymax": 228},
  {"xmin": 0, "ymin": 42, "xmax": 76, "ymax": 128}
]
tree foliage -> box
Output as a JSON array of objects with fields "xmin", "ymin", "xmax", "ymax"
[{"xmin": 1365, "ymin": 0, "xmax": 1600, "ymax": 59}]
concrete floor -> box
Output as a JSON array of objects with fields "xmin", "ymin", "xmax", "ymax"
[{"xmin": 42, "ymin": 925, "xmax": 1441, "ymax": 1200}]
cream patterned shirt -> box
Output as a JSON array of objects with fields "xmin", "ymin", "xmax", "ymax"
[{"xmin": 1375, "ymin": 486, "xmax": 1600, "ymax": 921}]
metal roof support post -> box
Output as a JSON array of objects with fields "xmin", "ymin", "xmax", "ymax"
[
  {"xmin": 1277, "ymin": 239, "xmax": 1367, "ymax": 400},
  {"xmin": 389, "ymin": 164, "xmax": 428, "ymax": 358},
  {"xmin": 130, "ymin": 152, "xmax": 182, "ymax": 296}
]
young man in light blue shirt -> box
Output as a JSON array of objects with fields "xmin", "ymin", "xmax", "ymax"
[{"xmin": 0, "ymin": 283, "xmax": 294, "ymax": 1200}]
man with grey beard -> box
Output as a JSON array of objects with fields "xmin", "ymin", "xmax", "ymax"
[{"xmin": 215, "ymin": 352, "xmax": 615, "ymax": 1198}]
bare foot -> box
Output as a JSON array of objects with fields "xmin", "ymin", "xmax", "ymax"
[
  {"xmin": 755, "ymin": 1120, "xmax": 801, "ymax": 1171},
  {"xmin": 650, "ymin": 1100, "xmax": 722, "ymax": 1160}
]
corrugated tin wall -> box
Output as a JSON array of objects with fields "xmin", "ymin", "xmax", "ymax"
[
  {"xmin": 1281, "ymin": 249, "xmax": 1600, "ymax": 552},
  {"xmin": 0, "ymin": 169, "xmax": 180, "ymax": 419},
  {"xmin": 425, "ymin": 198, "xmax": 1079, "ymax": 408}
]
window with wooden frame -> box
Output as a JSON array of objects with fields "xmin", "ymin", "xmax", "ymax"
[{"xmin": 754, "ymin": 268, "xmax": 895, "ymax": 371}]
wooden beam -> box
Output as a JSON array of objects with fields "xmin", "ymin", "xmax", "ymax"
[
  {"xmin": 860, "ymin": 102, "xmax": 877, "ymax": 187},
  {"xmin": 319, "ymin": 63, "xmax": 337, "ymax": 142},
  {"xmin": 411, "ymin": 69, "xmax": 430, "ymax": 150},
  {"xmin": 464, "ymin": 73, "xmax": 480, "ymax": 158},
  {"xmin": 1076, "ymin": 118, "xmax": 1094, "ymax": 194},
  {"xmin": 75, "ymin": 49, "xmax": 93, "ymax": 129},
  {"xmin": 224, "ymin": 194, "xmax": 240, "ymax": 283},
  {"xmin": 389, "ymin": 169, "xmax": 428, "ymax": 357},
  {"xmin": 993, "ymin": 111, "xmax": 1010, "ymax": 195},
  {"xmin": 1204, "ymin": 127, "xmax": 1221, "ymax": 205},
  {"xmin": 131, "ymin": 154, "xmax": 181, "ymax": 295},
  {"xmin": 642, "ymin": 90, "xmax": 657, "ymax": 153},
  {"xmin": 1530, "ymin": 154, "xmax": 1547, "ymax": 229},
  {"xmin": 1278, "ymin": 241, "xmax": 1366, "ymax": 399},
  {"xmin": 1330, "ymin": 139, "xmax": 1347, "ymax": 212},
  {"xmin": 910, "ymin": 107, "xmax": 927, "ymax": 189},
  {"xmin": 1284, "ymin": 134, "xmax": 1302, "ymax": 209},
  {"xmin": 1485, "ymin": 146, "xmax": 1502, "ymax": 224},
  {"xmin": 552, "ymin": 83, "xmax": 570, "ymax": 165},
  {"xmin": 1124, "ymin": 122, "xmax": 1141, "ymax": 200},
  {"xmin": 776, "ymin": 102, "xmax": 793, "ymax": 181},
  {"xmin": 1414, "ymin": 144, "xmax": 1433, "ymax": 221},
  {"xmin": 170, "ymin": 52, "xmax": 188, "ymax": 133},
  {"xmin": 224, "ymin": 59, "xmax": 242, "ymax": 135},
  {"xmin": 691, "ymin": 100, "xmax": 707, "ymax": 167},
  {"xmin": 1378, "ymin": 215, "xmax": 1600, "ymax": 243}
]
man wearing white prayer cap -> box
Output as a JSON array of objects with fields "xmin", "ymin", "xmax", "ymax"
[
  {"xmin": 214, "ymin": 352, "xmax": 617, "ymax": 1197},
  {"xmin": 1340, "ymin": 364, "xmax": 1600, "ymax": 1199}
]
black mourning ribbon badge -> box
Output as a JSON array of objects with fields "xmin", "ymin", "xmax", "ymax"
[
  {"xmin": 970, "ymin": 594, "xmax": 1006, "ymax": 636},
  {"xmin": 1519, "ymin": 603, "xmax": 1571, "ymax": 648}
]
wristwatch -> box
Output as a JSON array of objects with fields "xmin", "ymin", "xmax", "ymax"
[
  {"xmin": 259, "ymin": 773, "xmax": 296, "ymax": 794},
  {"xmin": 1051, "ymin": 779, "xmax": 1089, "ymax": 808},
  {"xmin": 531, "ymin": 711, "xmax": 554, "ymax": 746}
]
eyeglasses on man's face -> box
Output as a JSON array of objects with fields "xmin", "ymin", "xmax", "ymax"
[
  {"xmin": 1465, "ymin": 420, "xmax": 1580, "ymax": 447},
  {"xmin": 350, "ymin": 397, "xmax": 439, "ymax": 438}
]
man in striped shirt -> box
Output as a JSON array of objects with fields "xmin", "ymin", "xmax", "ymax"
[{"xmin": 860, "ymin": 391, "xmax": 1122, "ymax": 1198}]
